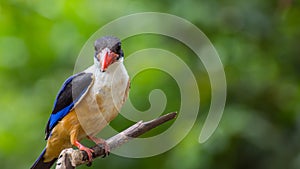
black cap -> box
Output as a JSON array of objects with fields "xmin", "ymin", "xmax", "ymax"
[{"xmin": 94, "ymin": 36, "xmax": 121, "ymax": 53}]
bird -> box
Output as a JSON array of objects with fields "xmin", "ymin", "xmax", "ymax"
[{"xmin": 31, "ymin": 36, "xmax": 130, "ymax": 169}]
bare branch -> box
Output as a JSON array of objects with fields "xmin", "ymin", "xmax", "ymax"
[{"xmin": 55, "ymin": 112, "xmax": 177, "ymax": 169}]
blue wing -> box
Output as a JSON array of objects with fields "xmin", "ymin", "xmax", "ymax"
[{"xmin": 45, "ymin": 72, "xmax": 93, "ymax": 140}]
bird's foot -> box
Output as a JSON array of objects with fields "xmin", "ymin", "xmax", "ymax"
[
  {"xmin": 87, "ymin": 136, "xmax": 110, "ymax": 158},
  {"xmin": 74, "ymin": 140, "xmax": 94, "ymax": 162}
]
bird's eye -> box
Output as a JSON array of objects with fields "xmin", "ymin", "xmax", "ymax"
[{"xmin": 116, "ymin": 44, "xmax": 121, "ymax": 53}]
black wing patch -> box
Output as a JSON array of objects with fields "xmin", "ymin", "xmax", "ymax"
[{"xmin": 45, "ymin": 72, "xmax": 93, "ymax": 139}]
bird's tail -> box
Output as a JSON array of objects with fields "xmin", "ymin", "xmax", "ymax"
[{"xmin": 31, "ymin": 148, "xmax": 57, "ymax": 169}]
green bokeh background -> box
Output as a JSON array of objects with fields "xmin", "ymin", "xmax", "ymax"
[{"xmin": 0, "ymin": 0, "xmax": 300, "ymax": 169}]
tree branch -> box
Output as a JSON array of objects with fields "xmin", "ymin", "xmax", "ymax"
[{"xmin": 55, "ymin": 112, "xmax": 177, "ymax": 169}]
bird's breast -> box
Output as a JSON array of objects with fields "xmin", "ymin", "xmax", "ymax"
[{"xmin": 74, "ymin": 63, "xmax": 129, "ymax": 137}]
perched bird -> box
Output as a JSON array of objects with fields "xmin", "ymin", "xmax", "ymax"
[{"xmin": 31, "ymin": 36, "xmax": 130, "ymax": 169}]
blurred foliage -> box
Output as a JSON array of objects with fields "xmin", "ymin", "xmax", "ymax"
[{"xmin": 0, "ymin": 0, "xmax": 300, "ymax": 169}]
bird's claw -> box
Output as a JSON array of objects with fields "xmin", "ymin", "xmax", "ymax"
[
  {"xmin": 79, "ymin": 146, "xmax": 94, "ymax": 162},
  {"xmin": 101, "ymin": 142, "xmax": 110, "ymax": 158},
  {"xmin": 74, "ymin": 140, "xmax": 94, "ymax": 164},
  {"xmin": 87, "ymin": 136, "xmax": 110, "ymax": 158}
]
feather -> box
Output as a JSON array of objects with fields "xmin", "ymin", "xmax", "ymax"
[
  {"xmin": 45, "ymin": 72, "xmax": 94, "ymax": 139},
  {"xmin": 30, "ymin": 148, "xmax": 56, "ymax": 169}
]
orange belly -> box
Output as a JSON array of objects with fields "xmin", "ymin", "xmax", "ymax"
[{"xmin": 43, "ymin": 110, "xmax": 86, "ymax": 162}]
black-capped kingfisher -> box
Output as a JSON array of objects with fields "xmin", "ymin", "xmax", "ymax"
[{"xmin": 31, "ymin": 36, "xmax": 130, "ymax": 169}]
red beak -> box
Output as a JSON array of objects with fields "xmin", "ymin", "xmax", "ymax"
[{"xmin": 101, "ymin": 51, "xmax": 119, "ymax": 72}]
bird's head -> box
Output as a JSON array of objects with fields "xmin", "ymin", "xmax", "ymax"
[{"xmin": 94, "ymin": 36, "xmax": 124, "ymax": 72}]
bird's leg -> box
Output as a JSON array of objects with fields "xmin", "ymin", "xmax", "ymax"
[
  {"xmin": 87, "ymin": 136, "xmax": 110, "ymax": 157},
  {"xmin": 70, "ymin": 131, "xmax": 94, "ymax": 162},
  {"xmin": 73, "ymin": 140, "xmax": 94, "ymax": 162}
]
